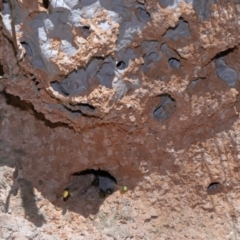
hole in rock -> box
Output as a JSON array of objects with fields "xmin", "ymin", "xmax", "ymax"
[
  {"xmin": 82, "ymin": 26, "xmax": 91, "ymax": 38},
  {"xmin": 21, "ymin": 41, "xmax": 33, "ymax": 57},
  {"xmin": 207, "ymin": 182, "xmax": 222, "ymax": 194},
  {"xmin": 0, "ymin": 64, "xmax": 4, "ymax": 76},
  {"xmin": 169, "ymin": 58, "xmax": 180, "ymax": 69},
  {"xmin": 33, "ymin": 81, "xmax": 41, "ymax": 92},
  {"xmin": 2, "ymin": 0, "xmax": 8, "ymax": 3},
  {"xmin": 42, "ymin": 0, "xmax": 49, "ymax": 9},
  {"xmin": 82, "ymin": 26, "xmax": 90, "ymax": 30},
  {"xmin": 38, "ymin": 180, "xmax": 43, "ymax": 186},
  {"xmin": 70, "ymin": 169, "xmax": 117, "ymax": 198},
  {"xmin": 116, "ymin": 61, "xmax": 127, "ymax": 70},
  {"xmin": 20, "ymin": 41, "xmax": 45, "ymax": 69},
  {"xmin": 153, "ymin": 94, "xmax": 176, "ymax": 122}
]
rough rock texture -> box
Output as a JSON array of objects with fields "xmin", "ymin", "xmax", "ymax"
[{"xmin": 1, "ymin": 0, "xmax": 240, "ymax": 239}]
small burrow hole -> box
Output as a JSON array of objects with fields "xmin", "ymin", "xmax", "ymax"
[
  {"xmin": 116, "ymin": 61, "xmax": 127, "ymax": 70},
  {"xmin": 73, "ymin": 169, "xmax": 117, "ymax": 183},
  {"xmin": 0, "ymin": 64, "xmax": 4, "ymax": 76},
  {"xmin": 72, "ymin": 169, "xmax": 117, "ymax": 198},
  {"xmin": 82, "ymin": 26, "xmax": 91, "ymax": 38},
  {"xmin": 207, "ymin": 182, "xmax": 222, "ymax": 194},
  {"xmin": 21, "ymin": 41, "xmax": 33, "ymax": 57},
  {"xmin": 38, "ymin": 180, "xmax": 43, "ymax": 185},
  {"xmin": 42, "ymin": 0, "xmax": 49, "ymax": 9},
  {"xmin": 169, "ymin": 58, "xmax": 180, "ymax": 69}
]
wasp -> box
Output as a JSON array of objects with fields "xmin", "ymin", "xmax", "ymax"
[
  {"xmin": 62, "ymin": 188, "xmax": 71, "ymax": 201},
  {"xmin": 121, "ymin": 185, "xmax": 128, "ymax": 193}
]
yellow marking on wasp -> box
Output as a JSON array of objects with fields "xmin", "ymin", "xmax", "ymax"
[
  {"xmin": 62, "ymin": 188, "xmax": 70, "ymax": 201},
  {"xmin": 121, "ymin": 185, "xmax": 128, "ymax": 192}
]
